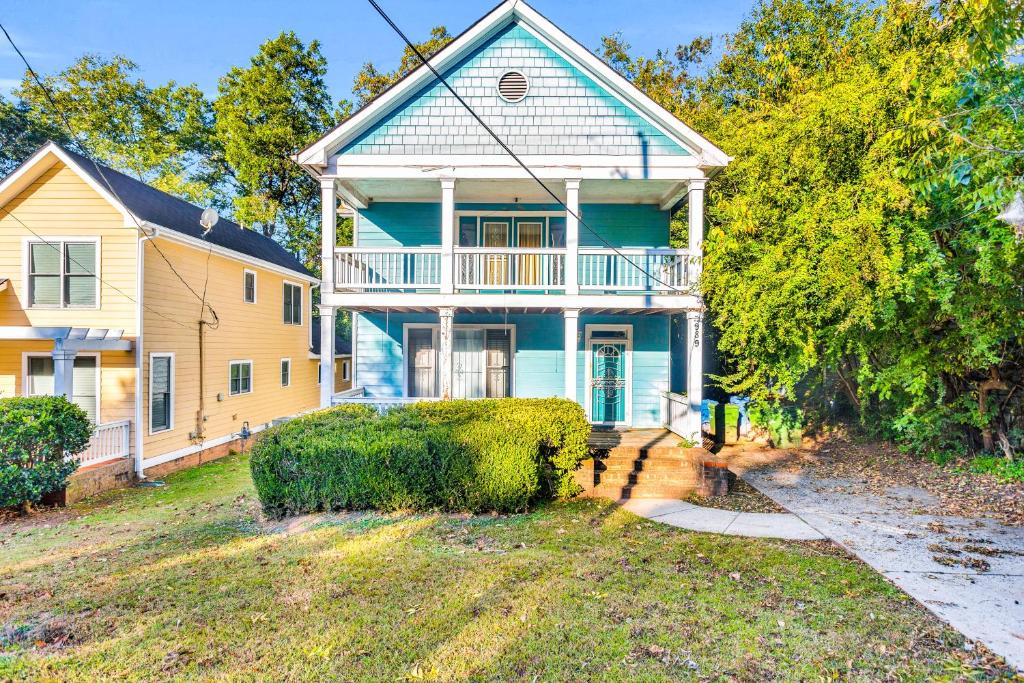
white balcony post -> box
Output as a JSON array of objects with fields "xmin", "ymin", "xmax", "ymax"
[
  {"xmin": 321, "ymin": 178, "xmax": 338, "ymax": 294},
  {"xmin": 440, "ymin": 178, "xmax": 456, "ymax": 294},
  {"xmin": 565, "ymin": 179, "xmax": 580, "ymax": 295},
  {"xmin": 686, "ymin": 310, "xmax": 703, "ymax": 443},
  {"xmin": 319, "ymin": 306, "xmax": 335, "ymax": 408},
  {"xmin": 687, "ymin": 178, "xmax": 706, "ymax": 286},
  {"xmin": 438, "ymin": 306, "xmax": 454, "ymax": 399},
  {"xmin": 563, "ymin": 309, "xmax": 579, "ymax": 402},
  {"xmin": 52, "ymin": 340, "xmax": 76, "ymax": 401}
]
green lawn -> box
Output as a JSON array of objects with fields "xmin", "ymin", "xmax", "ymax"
[{"xmin": 0, "ymin": 454, "xmax": 996, "ymax": 681}]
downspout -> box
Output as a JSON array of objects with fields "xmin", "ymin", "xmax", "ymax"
[
  {"xmin": 196, "ymin": 319, "xmax": 206, "ymax": 442},
  {"xmin": 134, "ymin": 233, "xmax": 151, "ymax": 479}
]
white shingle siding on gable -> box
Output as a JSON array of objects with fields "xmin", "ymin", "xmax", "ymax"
[{"xmin": 341, "ymin": 23, "xmax": 689, "ymax": 158}]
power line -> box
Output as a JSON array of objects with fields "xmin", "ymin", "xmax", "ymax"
[
  {"xmin": 365, "ymin": 0, "xmax": 694, "ymax": 294},
  {"xmin": 0, "ymin": 21, "xmax": 220, "ymax": 323},
  {"xmin": 0, "ymin": 204, "xmax": 193, "ymax": 330}
]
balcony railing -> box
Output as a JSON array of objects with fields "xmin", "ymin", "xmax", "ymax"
[
  {"xmin": 455, "ymin": 247, "xmax": 566, "ymax": 290},
  {"xmin": 335, "ymin": 247, "xmax": 442, "ymax": 290},
  {"xmin": 578, "ymin": 248, "xmax": 697, "ymax": 292},
  {"xmin": 334, "ymin": 246, "xmax": 698, "ymax": 293},
  {"xmin": 77, "ymin": 419, "xmax": 131, "ymax": 466}
]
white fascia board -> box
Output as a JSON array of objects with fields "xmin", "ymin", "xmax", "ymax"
[
  {"xmin": 143, "ymin": 224, "xmax": 319, "ymax": 284},
  {"xmin": 328, "ymin": 160, "xmax": 706, "ymax": 183},
  {"xmin": 320, "ymin": 291, "xmax": 702, "ymax": 311},
  {"xmin": 294, "ymin": 1, "xmax": 518, "ymax": 168}
]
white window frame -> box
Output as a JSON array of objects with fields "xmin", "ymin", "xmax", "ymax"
[
  {"xmin": 583, "ymin": 324, "xmax": 633, "ymax": 427},
  {"xmin": 317, "ymin": 362, "xmax": 322, "ymax": 386},
  {"xmin": 401, "ymin": 323, "xmax": 516, "ymax": 399},
  {"xmin": 22, "ymin": 351, "xmax": 102, "ymax": 422},
  {"xmin": 228, "ymin": 360, "xmax": 254, "ymax": 397},
  {"xmin": 243, "ymin": 269, "xmax": 257, "ymax": 304},
  {"xmin": 23, "ymin": 236, "xmax": 101, "ymax": 310},
  {"xmin": 283, "ymin": 281, "xmax": 303, "ymax": 325},
  {"xmin": 341, "ymin": 358, "xmax": 350, "ymax": 382},
  {"xmin": 280, "ymin": 358, "xmax": 291, "ymax": 387},
  {"xmin": 148, "ymin": 352, "xmax": 175, "ymax": 435}
]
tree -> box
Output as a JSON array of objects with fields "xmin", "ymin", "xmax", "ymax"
[
  {"xmin": 0, "ymin": 95, "xmax": 68, "ymax": 175},
  {"xmin": 14, "ymin": 55, "xmax": 221, "ymax": 205},
  {"xmin": 352, "ymin": 26, "xmax": 453, "ymax": 106},
  {"xmin": 214, "ymin": 32, "xmax": 348, "ymax": 271}
]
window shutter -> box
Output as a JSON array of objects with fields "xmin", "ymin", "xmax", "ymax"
[{"xmin": 72, "ymin": 356, "xmax": 98, "ymax": 423}]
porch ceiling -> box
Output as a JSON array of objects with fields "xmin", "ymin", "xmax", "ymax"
[{"xmin": 344, "ymin": 177, "xmax": 687, "ymax": 206}]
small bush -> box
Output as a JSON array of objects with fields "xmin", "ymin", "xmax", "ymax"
[
  {"xmin": 965, "ymin": 455, "xmax": 1024, "ymax": 483},
  {"xmin": 0, "ymin": 396, "xmax": 92, "ymax": 508},
  {"xmin": 250, "ymin": 398, "xmax": 590, "ymax": 517}
]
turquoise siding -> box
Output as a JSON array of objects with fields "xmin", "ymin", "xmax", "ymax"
[
  {"xmin": 341, "ymin": 23, "xmax": 689, "ymax": 159},
  {"xmin": 357, "ymin": 203, "xmax": 442, "ymax": 247},
  {"xmin": 355, "ymin": 312, "xmax": 670, "ymax": 427},
  {"xmin": 357, "ymin": 202, "xmax": 668, "ymax": 249}
]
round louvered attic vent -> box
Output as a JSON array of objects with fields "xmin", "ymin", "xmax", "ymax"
[{"xmin": 497, "ymin": 71, "xmax": 529, "ymax": 102}]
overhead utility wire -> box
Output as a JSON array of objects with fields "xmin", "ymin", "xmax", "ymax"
[
  {"xmin": 0, "ymin": 21, "xmax": 220, "ymax": 326},
  {"xmin": 366, "ymin": 0, "xmax": 693, "ymax": 294}
]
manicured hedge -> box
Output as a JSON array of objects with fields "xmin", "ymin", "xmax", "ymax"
[
  {"xmin": 0, "ymin": 396, "xmax": 92, "ymax": 509},
  {"xmin": 249, "ymin": 398, "xmax": 590, "ymax": 517}
]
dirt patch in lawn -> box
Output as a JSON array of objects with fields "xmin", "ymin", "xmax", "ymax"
[
  {"xmin": 722, "ymin": 435, "xmax": 1024, "ymax": 526},
  {"xmin": 683, "ymin": 479, "xmax": 786, "ymax": 513}
]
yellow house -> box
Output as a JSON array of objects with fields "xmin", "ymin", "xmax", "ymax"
[{"xmin": 0, "ymin": 142, "xmax": 323, "ymax": 494}]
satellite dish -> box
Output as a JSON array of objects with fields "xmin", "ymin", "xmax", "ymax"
[{"xmin": 200, "ymin": 208, "xmax": 219, "ymax": 236}]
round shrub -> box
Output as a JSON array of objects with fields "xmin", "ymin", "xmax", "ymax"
[
  {"xmin": 0, "ymin": 396, "xmax": 92, "ymax": 509},
  {"xmin": 249, "ymin": 398, "xmax": 590, "ymax": 517}
]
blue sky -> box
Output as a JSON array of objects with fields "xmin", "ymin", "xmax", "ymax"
[{"xmin": 1, "ymin": 0, "xmax": 753, "ymax": 103}]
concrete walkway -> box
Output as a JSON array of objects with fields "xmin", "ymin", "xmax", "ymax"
[
  {"xmin": 619, "ymin": 498, "xmax": 826, "ymax": 540},
  {"xmin": 744, "ymin": 467, "xmax": 1024, "ymax": 672}
]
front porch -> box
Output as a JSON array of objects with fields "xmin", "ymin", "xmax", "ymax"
[{"xmin": 326, "ymin": 309, "xmax": 703, "ymax": 438}]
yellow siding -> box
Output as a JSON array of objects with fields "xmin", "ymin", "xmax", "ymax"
[
  {"xmin": 0, "ymin": 161, "xmax": 139, "ymax": 333},
  {"xmin": 141, "ymin": 239, "xmax": 318, "ymax": 461},
  {"xmin": 334, "ymin": 356, "xmax": 353, "ymax": 393}
]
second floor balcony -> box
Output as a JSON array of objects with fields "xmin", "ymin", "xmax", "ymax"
[{"xmin": 333, "ymin": 246, "xmax": 699, "ymax": 294}]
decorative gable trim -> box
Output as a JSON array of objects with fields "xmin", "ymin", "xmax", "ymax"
[{"xmin": 294, "ymin": 0, "xmax": 729, "ymax": 169}]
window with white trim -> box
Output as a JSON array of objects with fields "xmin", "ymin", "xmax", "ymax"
[
  {"xmin": 28, "ymin": 240, "xmax": 98, "ymax": 308},
  {"xmin": 229, "ymin": 361, "xmax": 252, "ymax": 396},
  {"xmin": 283, "ymin": 283, "xmax": 302, "ymax": 325},
  {"xmin": 280, "ymin": 358, "xmax": 291, "ymax": 387},
  {"xmin": 243, "ymin": 270, "xmax": 257, "ymax": 304},
  {"xmin": 150, "ymin": 354, "xmax": 174, "ymax": 433},
  {"xmin": 26, "ymin": 354, "xmax": 99, "ymax": 422},
  {"xmin": 342, "ymin": 359, "xmax": 350, "ymax": 382},
  {"xmin": 316, "ymin": 362, "xmax": 322, "ymax": 385}
]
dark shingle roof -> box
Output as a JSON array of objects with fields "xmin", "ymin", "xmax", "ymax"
[
  {"xmin": 59, "ymin": 145, "xmax": 314, "ymax": 278},
  {"xmin": 310, "ymin": 317, "xmax": 352, "ymax": 357}
]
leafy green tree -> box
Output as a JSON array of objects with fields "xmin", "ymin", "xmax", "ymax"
[
  {"xmin": 14, "ymin": 55, "xmax": 221, "ymax": 205},
  {"xmin": 0, "ymin": 95, "xmax": 68, "ymax": 175},
  {"xmin": 352, "ymin": 26, "xmax": 453, "ymax": 106},
  {"xmin": 214, "ymin": 32, "xmax": 348, "ymax": 271}
]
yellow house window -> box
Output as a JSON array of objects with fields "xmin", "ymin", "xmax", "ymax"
[
  {"xmin": 243, "ymin": 270, "xmax": 257, "ymax": 304},
  {"xmin": 283, "ymin": 283, "xmax": 302, "ymax": 325},
  {"xmin": 28, "ymin": 240, "xmax": 99, "ymax": 308},
  {"xmin": 229, "ymin": 361, "xmax": 253, "ymax": 396}
]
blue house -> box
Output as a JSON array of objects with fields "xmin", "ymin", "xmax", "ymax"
[{"xmin": 295, "ymin": 0, "xmax": 729, "ymax": 439}]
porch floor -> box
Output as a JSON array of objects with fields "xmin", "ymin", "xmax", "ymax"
[{"xmin": 587, "ymin": 428, "xmax": 685, "ymax": 451}]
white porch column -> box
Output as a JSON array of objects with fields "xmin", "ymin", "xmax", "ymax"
[
  {"xmin": 440, "ymin": 178, "xmax": 456, "ymax": 295},
  {"xmin": 319, "ymin": 306, "xmax": 335, "ymax": 408},
  {"xmin": 564, "ymin": 179, "xmax": 580, "ymax": 295},
  {"xmin": 686, "ymin": 310, "xmax": 704, "ymax": 443},
  {"xmin": 321, "ymin": 178, "xmax": 338, "ymax": 295},
  {"xmin": 438, "ymin": 306, "xmax": 454, "ymax": 399},
  {"xmin": 563, "ymin": 309, "xmax": 579, "ymax": 402},
  {"xmin": 687, "ymin": 178, "xmax": 706, "ymax": 286},
  {"xmin": 52, "ymin": 341, "xmax": 76, "ymax": 401}
]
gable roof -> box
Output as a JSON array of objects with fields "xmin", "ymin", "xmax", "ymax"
[
  {"xmin": 295, "ymin": 0, "xmax": 729, "ymax": 169},
  {"xmin": 0, "ymin": 143, "xmax": 315, "ymax": 280}
]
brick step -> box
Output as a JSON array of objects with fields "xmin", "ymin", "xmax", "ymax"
[
  {"xmin": 595, "ymin": 470, "xmax": 701, "ymax": 487},
  {"xmin": 589, "ymin": 483, "xmax": 699, "ymax": 499},
  {"xmin": 597, "ymin": 459, "xmax": 701, "ymax": 473},
  {"xmin": 604, "ymin": 446, "xmax": 693, "ymax": 459}
]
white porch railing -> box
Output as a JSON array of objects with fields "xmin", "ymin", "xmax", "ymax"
[
  {"xmin": 331, "ymin": 387, "xmax": 439, "ymax": 412},
  {"xmin": 77, "ymin": 419, "xmax": 130, "ymax": 466},
  {"xmin": 579, "ymin": 248, "xmax": 697, "ymax": 291},
  {"xmin": 335, "ymin": 247, "xmax": 442, "ymax": 290},
  {"xmin": 455, "ymin": 247, "xmax": 566, "ymax": 290}
]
